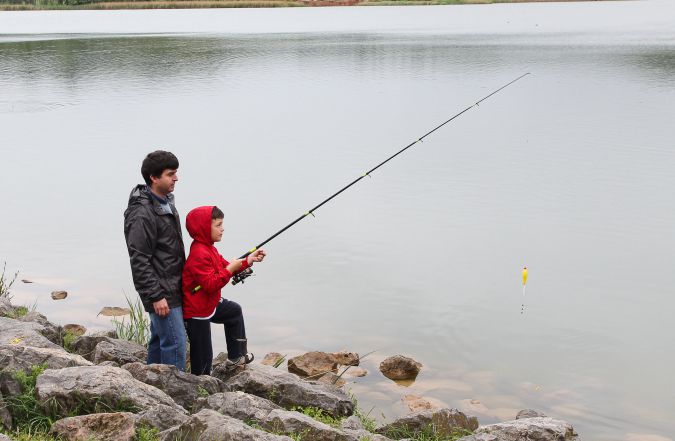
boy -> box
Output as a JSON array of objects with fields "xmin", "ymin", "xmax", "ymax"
[{"xmin": 182, "ymin": 205, "xmax": 266, "ymax": 375}]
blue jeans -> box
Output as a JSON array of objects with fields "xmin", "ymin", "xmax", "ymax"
[{"xmin": 147, "ymin": 306, "xmax": 187, "ymax": 371}]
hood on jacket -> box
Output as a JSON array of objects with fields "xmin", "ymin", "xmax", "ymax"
[
  {"xmin": 125, "ymin": 184, "xmax": 176, "ymax": 217},
  {"xmin": 186, "ymin": 205, "xmax": 215, "ymax": 245}
]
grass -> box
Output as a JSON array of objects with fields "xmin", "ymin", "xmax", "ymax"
[
  {"xmin": 61, "ymin": 329, "xmax": 79, "ymax": 353},
  {"xmin": 0, "ymin": 262, "xmax": 18, "ymax": 301},
  {"xmin": 383, "ymin": 424, "xmax": 473, "ymax": 440},
  {"xmin": 111, "ymin": 293, "xmax": 150, "ymax": 346},
  {"xmin": 4, "ymin": 364, "xmax": 53, "ymax": 434},
  {"xmin": 292, "ymin": 405, "xmax": 342, "ymax": 428}
]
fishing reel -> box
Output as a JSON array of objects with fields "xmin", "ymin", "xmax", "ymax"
[{"xmin": 232, "ymin": 267, "xmax": 254, "ymax": 285}]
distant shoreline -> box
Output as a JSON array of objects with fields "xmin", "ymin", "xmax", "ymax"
[{"xmin": 0, "ymin": 0, "xmax": 619, "ymax": 12}]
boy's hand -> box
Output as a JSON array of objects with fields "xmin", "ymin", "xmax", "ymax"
[
  {"xmin": 247, "ymin": 249, "xmax": 267, "ymax": 265},
  {"xmin": 153, "ymin": 298, "xmax": 170, "ymax": 317},
  {"xmin": 226, "ymin": 259, "xmax": 245, "ymax": 274}
]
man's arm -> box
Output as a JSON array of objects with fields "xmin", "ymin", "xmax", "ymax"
[{"xmin": 125, "ymin": 209, "xmax": 164, "ymax": 306}]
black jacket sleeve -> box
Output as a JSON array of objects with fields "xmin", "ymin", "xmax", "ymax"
[{"xmin": 125, "ymin": 206, "xmax": 164, "ymax": 304}]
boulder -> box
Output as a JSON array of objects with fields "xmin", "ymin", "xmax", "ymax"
[
  {"xmin": 159, "ymin": 408, "xmax": 293, "ymax": 440},
  {"xmin": 0, "ymin": 316, "xmax": 62, "ymax": 349},
  {"xmin": 0, "ymin": 392, "xmax": 12, "ymax": 430},
  {"xmin": 0, "ymin": 371, "xmax": 22, "ymax": 397},
  {"xmin": 263, "ymin": 408, "xmax": 348, "ymax": 441},
  {"xmin": 457, "ymin": 417, "xmax": 580, "ymax": 441},
  {"xmin": 97, "ymin": 360, "xmax": 120, "ymax": 368},
  {"xmin": 0, "ymin": 298, "xmax": 15, "ymax": 317},
  {"xmin": 93, "ymin": 340, "xmax": 147, "ymax": 365},
  {"xmin": 134, "ymin": 404, "xmax": 189, "ymax": 432},
  {"xmin": 377, "ymin": 408, "xmax": 478, "ymax": 438},
  {"xmin": 0, "ymin": 344, "xmax": 92, "ymax": 373},
  {"xmin": 288, "ymin": 351, "xmax": 338, "ymax": 378},
  {"xmin": 122, "ymin": 362, "xmax": 224, "ymax": 410},
  {"xmin": 17, "ymin": 311, "xmax": 63, "ymax": 346},
  {"xmin": 63, "ymin": 324, "xmax": 87, "ymax": 337},
  {"xmin": 35, "ymin": 365, "xmax": 184, "ymax": 417},
  {"xmin": 379, "ymin": 355, "xmax": 422, "ymax": 381},
  {"xmin": 261, "ymin": 352, "xmax": 285, "ymax": 367},
  {"xmin": 516, "ymin": 409, "xmax": 547, "ymax": 419},
  {"xmin": 216, "ymin": 364, "xmax": 354, "ymax": 418},
  {"xmin": 49, "ymin": 412, "xmax": 136, "ymax": 441},
  {"xmin": 316, "ymin": 372, "xmax": 347, "ymax": 388},
  {"xmin": 69, "ymin": 335, "xmax": 116, "ymax": 361},
  {"xmin": 193, "ymin": 391, "xmax": 282, "ymax": 422}
]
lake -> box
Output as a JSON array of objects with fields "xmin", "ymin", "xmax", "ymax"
[{"xmin": 1, "ymin": 1, "xmax": 674, "ymax": 439}]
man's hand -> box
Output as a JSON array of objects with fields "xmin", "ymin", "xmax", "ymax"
[
  {"xmin": 226, "ymin": 259, "xmax": 245, "ymax": 274},
  {"xmin": 153, "ymin": 298, "xmax": 170, "ymax": 317},
  {"xmin": 247, "ymin": 249, "xmax": 267, "ymax": 265}
]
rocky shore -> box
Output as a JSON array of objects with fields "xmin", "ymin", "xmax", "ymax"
[{"xmin": 0, "ymin": 296, "xmax": 581, "ymax": 440}]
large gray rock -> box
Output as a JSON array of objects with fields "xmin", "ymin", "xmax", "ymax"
[
  {"xmin": 287, "ymin": 351, "xmax": 339, "ymax": 378},
  {"xmin": 216, "ymin": 364, "xmax": 354, "ymax": 418},
  {"xmin": 159, "ymin": 408, "xmax": 293, "ymax": 441},
  {"xmin": 0, "ymin": 391, "xmax": 11, "ymax": 430},
  {"xmin": 93, "ymin": 339, "xmax": 147, "ymax": 365},
  {"xmin": 377, "ymin": 408, "xmax": 478, "ymax": 439},
  {"xmin": 458, "ymin": 417, "xmax": 580, "ymax": 441},
  {"xmin": 379, "ymin": 355, "xmax": 422, "ymax": 381},
  {"xmin": 69, "ymin": 335, "xmax": 118, "ymax": 361},
  {"xmin": 193, "ymin": 391, "xmax": 282, "ymax": 422},
  {"xmin": 122, "ymin": 362, "xmax": 224, "ymax": 410},
  {"xmin": 134, "ymin": 404, "xmax": 189, "ymax": 432},
  {"xmin": 49, "ymin": 412, "xmax": 136, "ymax": 441},
  {"xmin": 0, "ymin": 316, "xmax": 62, "ymax": 349},
  {"xmin": 0, "ymin": 344, "xmax": 92, "ymax": 373},
  {"xmin": 35, "ymin": 365, "xmax": 184, "ymax": 417},
  {"xmin": 17, "ymin": 311, "xmax": 63, "ymax": 346},
  {"xmin": 263, "ymin": 408, "xmax": 348, "ymax": 441}
]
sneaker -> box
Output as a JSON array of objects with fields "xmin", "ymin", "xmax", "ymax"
[{"xmin": 225, "ymin": 353, "xmax": 255, "ymax": 371}]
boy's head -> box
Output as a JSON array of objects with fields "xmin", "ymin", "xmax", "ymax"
[
  {"xmin": 141, "ymin": 150, "xmax": 179, "ymax": 196},
  {"xmin": 211, "ymin": 206, "xmax": 224, "ymax": 243}
]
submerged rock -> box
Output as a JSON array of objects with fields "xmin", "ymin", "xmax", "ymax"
[
  {"xmin": 63, "ymin": 324, "xmax": 86, "ymax": 336},
  {"xmin": 51, "ymin": 291, "xmax": 68, "ymax": 300},
  {"xmin": 516, "ymin": 409, "xmax": 547, "ymax": 419},
  {"xmin": 379, "ymin": 355, "xmax": 422, "ymax": 381},
  {"xmin": 457, "ymin": 417, "xmax": 580, "ymax": 441}
]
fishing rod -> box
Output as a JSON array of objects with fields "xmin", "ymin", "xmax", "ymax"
[{"xmin": 232, "ymin": 73, "xmax": 531, "ymax": 285}]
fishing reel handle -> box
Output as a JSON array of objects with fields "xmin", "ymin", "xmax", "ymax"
[{"xmin": 232, "ymin": 267, "xmax": 253, "ymax": 285}]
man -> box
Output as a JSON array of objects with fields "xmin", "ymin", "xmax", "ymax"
[{"xmin": 124, "ymin": 150, "xmax": 186, "ymax": 371}]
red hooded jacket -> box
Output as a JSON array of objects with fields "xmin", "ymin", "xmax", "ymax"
[{"xmin": 182, "ymin": 206, "xmax": 250, "ymax": 319}]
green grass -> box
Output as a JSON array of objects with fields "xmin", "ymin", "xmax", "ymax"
[
  {"xmin": 61, "ymin": 330, "xmax": 79, "ymax": 353},
  {"xmin": 291, "ymin": 405, "xmax": 342, "ymax": 428},
  {"xmin": 0, "ymin": 262, "xmax": 18, "ymax": 301},
  {"xmin": 111, "ymin": 294, "xmax": 150, "ymax": 346},
  {"xmin": 135, "ymin": 425, "xmax": 161, "ymax": 441},
  {"xmin": 4, "ymin": 365, "xmax": 54, "ymax": 434},
  {"xmin": 383, "ymin": 424, "xmax": 473, "ymax": 440}
]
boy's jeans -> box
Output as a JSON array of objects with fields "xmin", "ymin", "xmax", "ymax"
[{"xmin": 147, "ymin": 306, "xmax": 186, "ymax": 371}]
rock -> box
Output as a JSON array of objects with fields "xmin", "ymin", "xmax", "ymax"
[
  {"xmin": 0, "ymin": 344, "xmax": 92, "ymax": 373},
  {"xmin": 35, "ymin": 365, "xmax": 184, "ymax": 417},
  {"xmin": 402, "ymin": 394, "xmax": 436, "ymax": 412},
  {"xmin": 216, "ymin": 364, "xmax": 354, "ymax": 418},
  {"xmin": 97, "ymin": 307, "xmax": 131, "ymax": 317},
  {"xmin": 345, "ymin": 367, "xmax": 368, "ymax": 378},
  {"xmin": 458, "ymin": 417, "xmax": 579, "ymax": 441},
  {"xmin": 332, "ymin": 351, "xmax": 360, "ymax": 367},
  {"xmin": 51, "ymin": 291, "xmax": 68, "ymax": 300},
  {"xmin": 70, "ymin": 335, "xmax": 112, "ymax": 361},
  {"xmin": 0, "ymin": 298, "xmax": 15, "ymax": 317},
  {"xmin": 17, "ymin": 311, "xmax": 63, "ymax": 346},
  {"xmin": 159, "ymin": 408, "xmax": 293, "ymax": 440},
  {"xmin": 133, "ymin": 404, "xmax": 189, "ymax": 432},
  {"xmin": 377, "ymin": 408, "xmax": 478, "ymax": 438},
  {"xmin": 63, "ymin": 324, "xmax": 87, "ymax": 336},
  {"xmin": 0, "ymin": 316, "xmax": 62, "ymax": 349},
  {"xmin": 263, "ymin": 408, "xmax": 348, "ymax": 441},
  {"xmin": 316, "ymin": 372, "xmax": 347, "ymax": 388},
  {"xmin": 97, "ymin": 360, "xmax": 120, "ymax": 368},
  {"xmin": 516, "ymin": 409, "xmax": 547, "ymax": 419},
  {"xmin": 288, "ymin": 351, "xmax": 339, "ymax": 378},
  {"xmin": 379, "ymin": 355, "xmax": 422, "ymax": 381},
  {"xmin": 122, "ymin": 362, "xmax": 224, "ymax": 410},
  {"xmin": 49, "ymin": 412, "xmax": 136, "ymax": 441},
  {"xmin": 0, "ymin": 434, "xmax": 10, "ymax": 441},
  {"xmin": 89, "ymin": 330, "xmax": 119, "ymax": 338},
  {"xmin": 0, "ymin": 392, "xmax": 12, "ymax": 430},
  {"xmin": 0, "ymin": 371, "xmax": 22, "ymax": 397},
  {"xmin": 262, "ymin": 352, "xmax": 285, "ymax": 366},
  {"xmin": 193, "ymin": 391, "xmax": 282, "ymax": 422},
  {"xmin": 93, "ymin": 340, "xmax": 147, "ymax": 365}
]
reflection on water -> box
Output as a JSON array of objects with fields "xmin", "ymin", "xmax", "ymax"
[{"xmin": 1, "ymin": 4, "xmax": 675, "ymax": 441}]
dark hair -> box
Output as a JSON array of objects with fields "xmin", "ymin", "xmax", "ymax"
[
  {"xmin": 141, "ymin": 150, "xmax": 179, "ymax": 186},
  {"xmin": 212, "ymin": 206, "xmax": 224, "ymax": 220}
]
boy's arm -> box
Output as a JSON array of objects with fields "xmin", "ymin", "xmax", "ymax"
[
  {"xmin": 191, "ymin": 253, "xmax": 233, "ymax": 293},
  {"xmin": 124, "ymin": 209, "xmax": 164, "ymax": 304}
]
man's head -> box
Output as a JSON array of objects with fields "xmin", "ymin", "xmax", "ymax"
[
  {"xmin": 141, "ymin": 150, "xmax": 179, "ymax": 196},
  {"xmin": 211, "ymin": 206, "xmax": 224, "ymax": 243}
]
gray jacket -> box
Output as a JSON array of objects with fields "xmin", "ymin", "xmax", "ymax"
[{"xmin": 124, "ymin": 185, "xmax": 186, "ymax": 313}]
